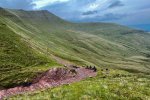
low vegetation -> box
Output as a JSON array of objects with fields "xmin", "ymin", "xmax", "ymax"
[
  {"xmin": 9, "ymin": 68, "xmax": 150, "ymax": 100},
  {"xmin": 0, "ymin": 7, "xmax": 150, "ymax": 99},
  {"xmin": 0, "ymin": 22, "xmax": 59, "ymax": 89}
]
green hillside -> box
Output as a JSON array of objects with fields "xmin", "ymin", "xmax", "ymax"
[
  {"xmin": 0, "ymin": 15, "xmax": 58, "ymax": 89},
  {"xmin": 0, "ymin": 7, "xmax": 150, "ymax": 91}
]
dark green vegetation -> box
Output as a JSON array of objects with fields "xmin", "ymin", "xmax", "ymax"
[{"xmin": 0, "ymin": 7, "xmax": 150, "ymax": 99}]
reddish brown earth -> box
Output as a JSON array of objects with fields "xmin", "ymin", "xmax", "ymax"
[{"xmin": 0, "ymin": 67, "xmax": 97, "ymax": 99}]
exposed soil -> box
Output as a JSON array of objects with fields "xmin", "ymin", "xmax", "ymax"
[{"xmin": 0, "ymin": 67, "xmax": 97, "ymax": 99}]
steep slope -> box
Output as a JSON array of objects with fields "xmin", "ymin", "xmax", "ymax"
[
  {"xmin": 0, "ymin": 7, "xmax": 150, "ymax": 75},
  {"xmin": 0, "ymin": 16, "xmax": 59, "ymax": 89}
]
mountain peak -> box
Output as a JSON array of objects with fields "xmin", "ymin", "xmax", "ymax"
[
  {"xmin": 0, "ymin": 7, "xmax": 5, "ymax": 11},
  {"xmin": 0, "ymin": 7, "xmax": 3, "ymax": 9}
]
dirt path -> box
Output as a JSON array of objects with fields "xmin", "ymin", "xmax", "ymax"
[{"xmin": 0, "ymin": 67, "xmax": 97, "ymax": 99}]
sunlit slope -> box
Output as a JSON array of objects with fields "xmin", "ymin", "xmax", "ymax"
[{"xmin": 0, "ymin": 8, "xmax": 150, "ymax": 73}]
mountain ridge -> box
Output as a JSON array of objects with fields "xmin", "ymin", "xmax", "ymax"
[{"xmin": 0, "ymin": 7, "xmax": 150, "ymax": 89}]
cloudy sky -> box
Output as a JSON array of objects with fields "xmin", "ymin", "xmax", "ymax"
[{"xmin": 0, "ymin": 0, "xmax": 150, "ymax": 31}]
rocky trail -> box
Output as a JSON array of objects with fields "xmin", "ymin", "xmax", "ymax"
[{"xmin": 0, "ymin": 67, "xmax": 97, "ymax": 99}]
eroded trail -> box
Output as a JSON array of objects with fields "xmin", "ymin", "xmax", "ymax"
[{"xmin": 0, "ymin": 67, "xmax": 97, "ymax": 99}]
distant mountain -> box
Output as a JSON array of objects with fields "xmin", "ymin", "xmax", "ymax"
[{"xmin": 0, "ymin": 7, "xmax": 150, "ymax": 88}]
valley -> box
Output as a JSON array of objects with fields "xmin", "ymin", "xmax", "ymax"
[{"xmin": 0, "ymin": 7, "xmax": 150, "ymax": 99}]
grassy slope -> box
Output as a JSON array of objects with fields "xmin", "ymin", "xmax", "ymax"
[
  {"xmin": 2, "ymin": 8, "xmax": 149, "ymax": 73},
  {"xmin": 0, "ymin": 8, "xmax": 150, "ymax": 99},
  {"xmin": 0, "ymin": 17, "xmax": 59, "ymax": 89},
  {"xmin": 9, "ymin": 69, "xmax": 150, "ymax": 100}
]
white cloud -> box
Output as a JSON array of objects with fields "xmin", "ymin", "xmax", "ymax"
[
  {"xmin": 82, "ymin": 0, "xmax": 116, "ymax": 12},
  {"xmin": 32, "ymin": 0, "xmax": 70, "ymax": 9},
  {"xmin": 88, "ymin": 3, "xmax": 99, "ymax": 10}
]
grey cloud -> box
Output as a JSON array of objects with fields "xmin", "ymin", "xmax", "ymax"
[
  {"xmin": 108, "ymin": 0, "xmax": 124, "ymax": 8},
  {"xmin": 99, "ymin": 13, "xmax": 126, "ymax": 21},
  {"xmin": 0, "ymin": 0, "xmax": 150, "ymax": 31},
  {"xmin": 75, "ymin": 13, "xmax": 126, "ymax": 23},
  {"xmin": 82, "ymin": 10, "xmax": 97, "ymax": 15}
]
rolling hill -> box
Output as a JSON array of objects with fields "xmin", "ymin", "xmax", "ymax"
[{"xmin": 0, "ymin": 7, "xmax": 150, "ymax": 90}]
